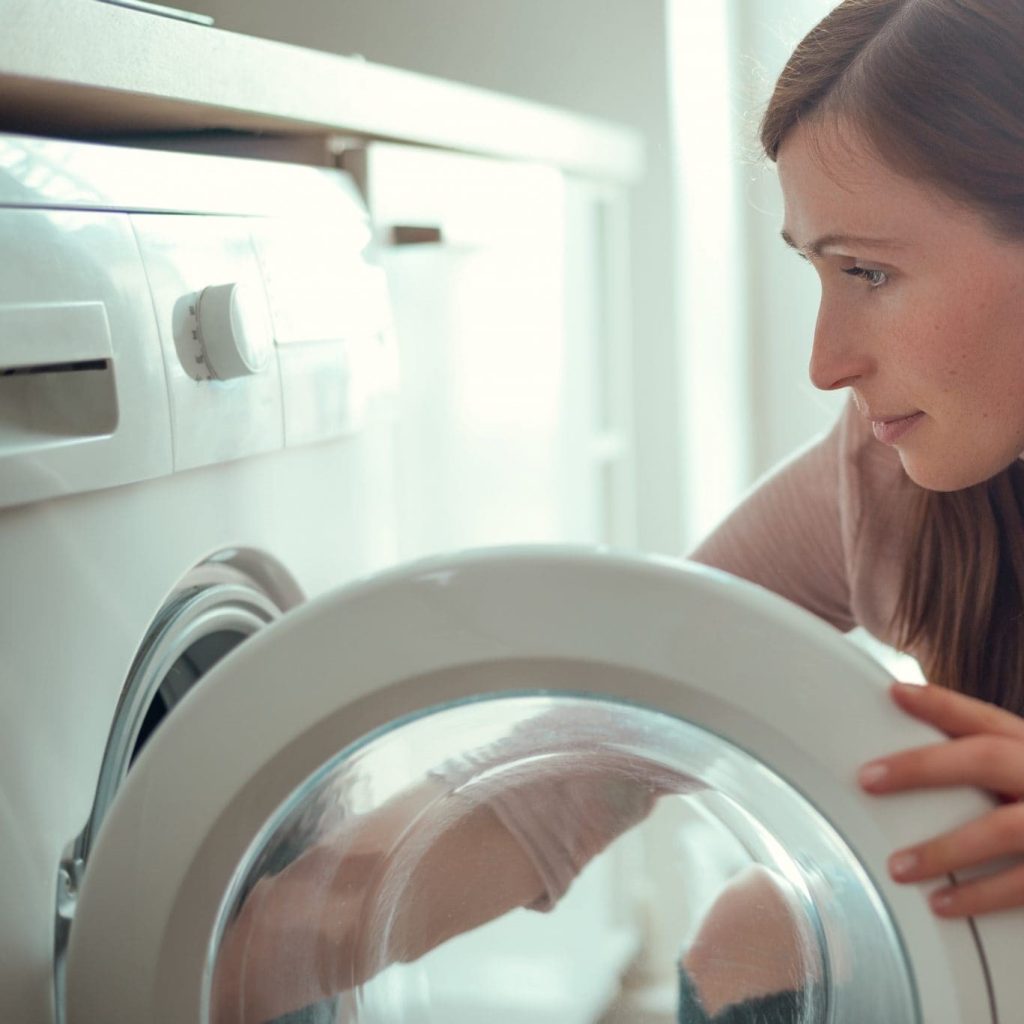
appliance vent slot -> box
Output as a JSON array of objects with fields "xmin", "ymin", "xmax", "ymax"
[{"xmin": 2, "ymin": 358, "xmax": 110, "ymax": 377}]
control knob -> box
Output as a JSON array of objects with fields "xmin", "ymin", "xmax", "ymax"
[{"xmin": 194, "ymin": 282, "xmax": 273, "ymax": 380}]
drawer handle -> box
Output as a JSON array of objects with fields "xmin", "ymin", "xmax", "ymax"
[{"xmin": 0, "ymin": 301, "xmax": 112, "ymax": 373}]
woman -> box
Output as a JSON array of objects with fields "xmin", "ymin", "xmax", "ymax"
[{"xmin": 694, "ymin": 0, "xmax": 1024, "ymax": 925}]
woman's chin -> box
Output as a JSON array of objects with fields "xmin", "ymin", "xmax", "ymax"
[{"xmin": 899, "ymin": 451, "xmax": 1012, "ymax": 493}]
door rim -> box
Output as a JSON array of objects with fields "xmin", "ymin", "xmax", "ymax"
[{"xmin": 64, "ymin": 546, "xmax": 998, "ymax": 1023}]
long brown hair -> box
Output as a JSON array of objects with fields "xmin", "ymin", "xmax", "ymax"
[{"xmin": 761, "ymin": 0, "xmax": 1024, "ymax": 711}]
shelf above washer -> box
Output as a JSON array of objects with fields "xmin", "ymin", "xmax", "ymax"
[{"xmin": 0, "ymin": 0, "xmax": 642, "ymax": 182}]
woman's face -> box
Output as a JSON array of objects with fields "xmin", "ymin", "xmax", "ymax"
[{"xmin": 777, "ymin": 119, "xmax": 1024, "ymax": 491}]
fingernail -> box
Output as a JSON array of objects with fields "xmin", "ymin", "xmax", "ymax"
[
  {"xmin": 892, "ymin": 681, "xmax": 925, "ymax": 701},
  {"xmin": 889, "ymin": 851, "xmax": 919, "ymax": 879},
  {"xmin": 930, "ymin": 890, "xmax": 955, "ymax": 913},
  {"xmin": 858, "ymin": 762, "xmax": 889, "ymax": 789}
]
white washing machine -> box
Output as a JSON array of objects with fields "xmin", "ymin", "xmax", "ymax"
[
  {"xmin": 0, "ymin": 133, "xmax": 398, "ymax": 1023},
  {"xmin": 1, "ymin": 136, "xmax": 1020, "ymax": 1024}
]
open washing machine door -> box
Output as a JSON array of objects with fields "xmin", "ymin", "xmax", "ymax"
[{"xmin": 64, "ymin": 548, "xmax": 1016, "ymax": 1023}]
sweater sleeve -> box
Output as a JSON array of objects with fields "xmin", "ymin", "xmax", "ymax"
[
  {"xmin": 431, "ymin": 705, "xmax": 703, "ymax": 911},
  {"xmin": 688, "ymin": 403, "xmax": 860, "ymax": 633}
]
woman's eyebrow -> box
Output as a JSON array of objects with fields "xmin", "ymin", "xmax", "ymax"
[{"xmin": 780, "ymin": 228, "xmax": 905, "ymax": 257}]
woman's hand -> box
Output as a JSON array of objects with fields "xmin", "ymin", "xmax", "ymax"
[{"xmin": 858, "ymin": 681, "xmax": 1024, "ymax": 917}]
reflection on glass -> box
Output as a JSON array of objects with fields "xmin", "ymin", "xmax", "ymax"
[{"xmin": 205, "ymin": 694, "xmax": 917, "ymax": 1024}]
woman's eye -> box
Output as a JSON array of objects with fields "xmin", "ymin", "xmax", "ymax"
[{"xmin": 843, "ymin": 266, "xmax": 888, "ymax": 288}]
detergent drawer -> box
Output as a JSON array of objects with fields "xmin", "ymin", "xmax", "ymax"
[{"xmin": 0, "ymin": 207, "xmax": 172, "ymax": 509}]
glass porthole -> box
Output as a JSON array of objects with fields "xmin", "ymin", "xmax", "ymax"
[{"xmin": 203, "ymin": 691, "xmax": 918, "ymax": 1024}]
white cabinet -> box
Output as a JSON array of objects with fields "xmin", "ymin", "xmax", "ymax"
[{"xmin": 343, "ymin": 142, "xmax": 634, "ymax": 559}]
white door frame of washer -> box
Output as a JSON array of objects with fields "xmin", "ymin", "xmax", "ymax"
[{"xmin": 65, "ymin": 548, "xmax": 1019, "ymax": 1023}]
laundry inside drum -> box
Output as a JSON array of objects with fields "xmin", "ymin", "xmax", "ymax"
[{"xmin": 204, "ymin": 690, "xmax": 918, "ymax": 1024}]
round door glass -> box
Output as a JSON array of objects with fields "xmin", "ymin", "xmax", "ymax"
[{"xmin": 204, "ymin": 694, "xmax": 917, "ymax": 1024}]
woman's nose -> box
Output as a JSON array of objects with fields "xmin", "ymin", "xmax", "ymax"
[{"xmin": 808, "ymin": 306, "xmax": 874, "ymax": 392}]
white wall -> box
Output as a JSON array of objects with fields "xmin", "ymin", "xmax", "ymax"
[
  {"xmin": 671, "ymin": 3, "xmax": 753, "ymax": 546},
  {"xmin": 168, "ymin": 0, "xmax": 687, "ymax": 556},
  {"xmin": 737, "ymin": 0, "xmax": 846, "ymax": 479},
  {"xmin": 670, "ymin": 0, "xmax": 842, "ymax": 546}
]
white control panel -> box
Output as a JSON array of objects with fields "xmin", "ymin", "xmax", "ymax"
[
  {"xmin": 0, "ymin": 134, "xmax": 397, "ymax": 506},
  {"xmin": 131, "ymin": 213, "xmax": 285, "ymax": 472}
]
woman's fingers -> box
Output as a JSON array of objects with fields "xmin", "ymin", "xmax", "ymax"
[
  {"xmin": 888, "ymin": 681, "xmax": 1024, "ymax": 741},
  {"xmin": 859, "ymin": 733, "xmax": 1024, "ymax": 797},
  {"xmin": 884, "ymin": 803, "xmax": 1024, "ymax": 882},
  {"xmin": 861, "ymin": 682, "xmax": 1024, "ymax": 918},
  {"xmin": 927, "ymin": 860, "xmax": 1024, "ymax": 919}
]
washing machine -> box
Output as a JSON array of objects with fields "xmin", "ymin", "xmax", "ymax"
[
  {"xmin": 1, "ymin": 136, "xmax": 1020, "ymax": 1024},
  {"xmin": 0, "ymin": 132, "xmax": 398, "ymax": 1023}
]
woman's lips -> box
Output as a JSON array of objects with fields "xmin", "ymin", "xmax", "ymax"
[{"xmin": 871, "ymin": 412, "xmax": 924, "ymax": 445}]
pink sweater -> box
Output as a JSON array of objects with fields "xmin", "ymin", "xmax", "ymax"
[{"xmin": 690, "ymin": 398, "xmax": 919, "ymax": 650}]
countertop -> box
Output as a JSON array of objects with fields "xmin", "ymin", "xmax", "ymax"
[{"xmin": 0, "ymin": 0, "xmax": 643, "ymax": 180}]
